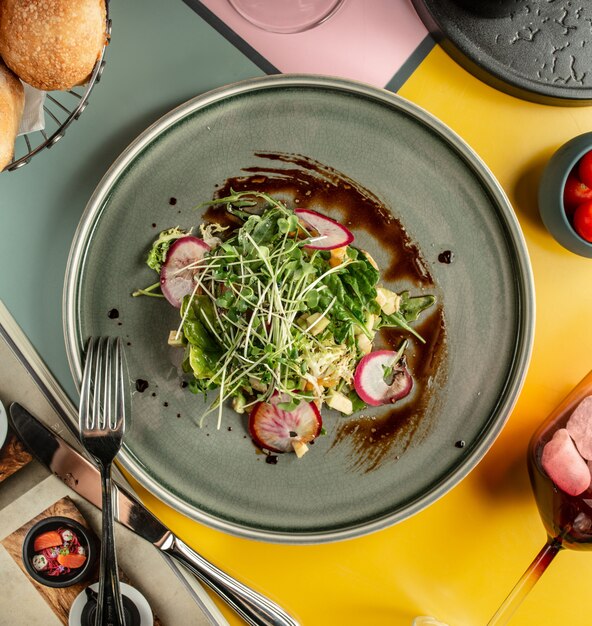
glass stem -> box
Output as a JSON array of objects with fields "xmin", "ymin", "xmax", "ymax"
[{"xmin": 487, "ymin": 537, "xmax": 563, "ymax": 626}]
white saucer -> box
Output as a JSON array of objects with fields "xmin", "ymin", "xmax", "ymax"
[
  {"xmin": 69, "ymin": 582, "xmax": 153, "ymax": 626},
  {"xmin": 0, "ymin": 399, "xmax": 8, "ymax": 452}
]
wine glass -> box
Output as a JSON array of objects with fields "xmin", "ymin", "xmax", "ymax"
[
  {"xmin": 488, "ymin": 369, "xmax": 592, "ymax": 624},
  {"xmin": 227, "ymin": 0, "xmax": 346, "ymax": 34}
]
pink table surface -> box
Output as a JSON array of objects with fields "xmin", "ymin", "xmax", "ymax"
[{"xmin": 199, "ymin": 0, "xmax": 429, "ymax": 86}]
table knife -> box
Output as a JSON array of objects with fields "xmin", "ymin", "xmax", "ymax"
[{"xmin": 9, "ymin": 402, "xmax": 299, "ymax": 626}]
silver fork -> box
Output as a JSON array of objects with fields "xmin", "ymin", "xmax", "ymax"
[{"xmin": 80, "ymin": 336, "xmax": 130, "ymax": 626}]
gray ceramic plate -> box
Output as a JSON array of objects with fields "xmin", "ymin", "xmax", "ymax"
[{"xmin": 64, "ymin": 75, "xmax": 534, "ymax": 543}]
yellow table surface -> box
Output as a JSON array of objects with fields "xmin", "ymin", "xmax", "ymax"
[{"xmin": 128, "ymin": 47, "xmax": 592, "ymax": 626}]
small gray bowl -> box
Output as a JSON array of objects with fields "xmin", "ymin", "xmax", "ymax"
[{"xmin": 539, "ymin": 132, "xmax": 592, "ymax": 258}]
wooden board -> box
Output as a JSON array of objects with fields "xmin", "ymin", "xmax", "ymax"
[
  {"xmin": 1, "ymin": 496, "xmax": 161, "ymax": 625},
  {"xmin": 0, "ymin": 428, "xmax": 32, "ymax": 483}
]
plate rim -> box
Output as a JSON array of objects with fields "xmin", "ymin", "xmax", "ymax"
[{"xmin": 63, "ymin": 74, "xmax": 535, "ymax": 543}]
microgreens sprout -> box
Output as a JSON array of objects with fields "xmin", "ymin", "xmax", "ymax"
[{"xmin": 131, "ymin": 282, "xmax": 165, "ymax": 298}]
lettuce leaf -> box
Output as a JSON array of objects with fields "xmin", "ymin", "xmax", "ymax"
[
  {"xmin": 146, "ymin": 227, "xmax": 189, "ymax": 273},
  {"xmin": 181, "ymin": 295, "xmax": 222, "ymax": 380}
]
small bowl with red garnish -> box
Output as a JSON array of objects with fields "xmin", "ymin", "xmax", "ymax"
[
  {"xmin": 22, "ymin": 516, "xmax": 97, "ymax": 588},
  {"xmin": 539, "ymin": 131, "xmax": 592, "ymax": 258}
]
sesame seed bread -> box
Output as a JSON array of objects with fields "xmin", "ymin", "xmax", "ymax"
[
  {"xmin": 0, "ymin": 0, "xmax": 107, "ymax": 91},
  {"xmin": 0, "ymin": 59, "xmax": 24, "ymax": 170}
]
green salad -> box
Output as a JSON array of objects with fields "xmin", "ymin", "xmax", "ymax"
[{"xmin": 135, "ymin": 191, "xmax": 435, "ymax": 457}]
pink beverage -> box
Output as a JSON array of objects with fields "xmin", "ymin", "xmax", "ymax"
[{"xmin": 528, "ymin": 371, "xmax": 592, "ymax": 550}]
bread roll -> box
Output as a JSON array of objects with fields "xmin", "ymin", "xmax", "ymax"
[
  {"xmin": 0, "ymin": 0, "xmax": 107, "ymax": 91},
  {"xmin": 0, "ymin": 59, "xmax": 25, "ymax": 171}
]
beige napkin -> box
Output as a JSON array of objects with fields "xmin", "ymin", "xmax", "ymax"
[{"xmin": 0, "ymin": 300, "xmax": 227, "ymax": 625}]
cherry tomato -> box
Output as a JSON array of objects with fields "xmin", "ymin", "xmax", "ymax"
[
  {"xmin": 578, "ymin": 151, "xmax": 592, "ymax": 189},
  {"xmin": 563, "ymin": 173, "xmax": 592, "ymax": 217},
  {"xmin": 573, "ymin": 200, "xmax": 592, "ymax": 243}
]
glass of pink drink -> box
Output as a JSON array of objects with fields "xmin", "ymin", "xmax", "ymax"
[{"xmin": 488, "ymin": 370, "xmax": 592, "ymax": 624}]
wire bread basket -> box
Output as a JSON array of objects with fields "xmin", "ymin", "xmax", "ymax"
[{"xmin": 5, "ymin": 7, "xmax": 111, "ymax": 172}]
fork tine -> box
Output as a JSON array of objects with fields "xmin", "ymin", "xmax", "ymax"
[
  {"xmin": 108, "ymin": 337, "xmax": 120, "ymax": 430},
  {"xmin": 121, "ymin": 338, "xmax": 131, "ymax": 433},
  {"xmin": 103, "ymin": 337, "xmax": 113, "ymax": 430},
  {"xmin": 106, "ymin": 336, "xmax": 116, "ymax": 430},
  {"xmin": 113, "ymin": 337, "xmax": 124, "ymax": 430},
  {"xmin": 93, "ymin": 337, "xmax": 106, "ymax": 430},
  {"xmin": 80, "ymin": 337, "xmax": 95, "ymax": 431},
  {"xmin": 81, "ymin": 337, "xmax": 99, "ymax": 429}
]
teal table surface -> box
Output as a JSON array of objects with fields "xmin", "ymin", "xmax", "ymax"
[{"xmin": 0, "ymin": 0, "xmax": 263, "ymax": 400}]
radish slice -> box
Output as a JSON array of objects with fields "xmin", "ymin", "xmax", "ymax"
[
  {"xmin": 160, "ymin": 236, "xmax": 210, "ymax": 308},
  {"xmin": 294, "ymin": 208, "xmax": 354, "ymax": 250},
  {"xmin": 354, "ymin": 350, "xmax": 413, "ymax": 407},
  {"xmin": 248, "ymin": 394, "xmax": 322, "ymax": 453}
]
